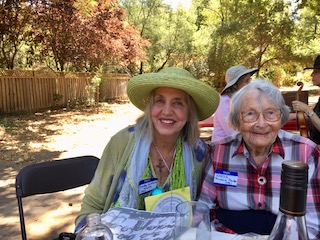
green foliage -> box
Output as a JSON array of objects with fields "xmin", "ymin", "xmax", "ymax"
[
  {"xmin": 0, "ymin": 0, "xmax": 35, "ymax": 69},
  {"xmin": 294, "ymin": 7, "xmax": 320, "ymax": 58},
  {"xmin": 205, "ymin": 0, "xmax": 299, "ymax": 87},
  {"xmin": 0, "ymin": 117, "xmax": 17, "ymax": 129},
  {"xmin": 74, "ymin": 0, "xmax": 98, "ymax": 16},
  {"xmin": 261, "ymin": 67, "xmax": 288, "ymax": 87},
  {"xmin": 85, "ymin": 65, "xmax": 106, "ymax": 105},
  {"xmin": 1, "ymin": 0, "xmax": 320, "ymax": 89},
  {"xmin": 53, "ymin": 93, "xmax": 63, "ymax": 102},
  {"xmin": 121, "ymin": 0, "xmax": 199, "ymax": 73}
]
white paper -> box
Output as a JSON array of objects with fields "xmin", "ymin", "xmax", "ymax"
[
  {"xmin": 100, "ymin": 207, "xmax": 269, "ymax": 240},
  {"xmin": 101, "ymin": 207, "xmax": 175, "ymax": 240}
]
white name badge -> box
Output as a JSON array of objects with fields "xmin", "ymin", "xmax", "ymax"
[
  {"xmin": 139, "ymin": 178, "xmax": 158, "ymax": 195},
  {"xmin": 214, "ymin": 170, "xmax": 238, "ymax": 187}
]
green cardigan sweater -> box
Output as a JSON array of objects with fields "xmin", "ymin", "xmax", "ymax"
[{"xmin": 76, "ymin": 126, "xmax": 209, "ymax": 225}]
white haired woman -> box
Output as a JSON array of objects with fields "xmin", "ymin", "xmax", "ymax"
[{"xmin": 200, "ymin": 79, "xmax": 320, "ymax": 239}]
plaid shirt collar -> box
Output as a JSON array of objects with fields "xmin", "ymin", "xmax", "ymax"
[{"xmin": 232, "ymin": 136, "xmax": 285, "ymax": 159}]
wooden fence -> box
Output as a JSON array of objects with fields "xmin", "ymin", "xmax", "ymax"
[
  {"xmin": 99, "ymin": 74, "xmax": 130, "ymax": 101},
  {"xmin": 0, "ymin": 70, "xmax": 130, "ymax": 113}
]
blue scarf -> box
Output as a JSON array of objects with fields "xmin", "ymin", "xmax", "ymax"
[{"xmin": 118, "ymin": 133, "xmax": 196, "ymax": 209}]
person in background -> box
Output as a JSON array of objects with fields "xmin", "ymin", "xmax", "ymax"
[
  {"xmin": 75, "ymin": 67, "xmax": 220, "ymax": 232},
  {"xmin": 292, "ymin": 55, "xmax": 320, "ymax": 144},
  {"xmin": 211, "ymin": 65, "xmax": 258, "ymax": 142},
  {"xmin": 200, "ymin": 79, "xmax": 320, "ymax": 239}
]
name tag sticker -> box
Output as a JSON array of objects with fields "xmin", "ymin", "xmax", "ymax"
[
  {"xmin": 139, "ymin": 178, "xmax": 158, "ymax": 195},
  {"xmin": 214, "ymin": 170, "xmax": 238, "ymax": 187}
]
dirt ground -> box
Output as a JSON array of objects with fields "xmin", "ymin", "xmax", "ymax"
[{"xmin": 0, "ymin": 101, "xmax": 142, "ymax": 240}]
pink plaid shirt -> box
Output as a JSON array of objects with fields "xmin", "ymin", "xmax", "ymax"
[{"xmin": 199, "ymin": 129, "xmax": 320, "ymax": 239}]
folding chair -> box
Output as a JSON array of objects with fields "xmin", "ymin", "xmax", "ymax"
[{"xmin": 15, "ymin": 155, "xmax": 99, "ymax": 240}]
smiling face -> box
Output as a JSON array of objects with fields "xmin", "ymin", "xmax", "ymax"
[
  {"xmin": 238, "ymin": 89, "xmax": 282, "ymax": 154},
  {"xmin": 151, "ymin": 87, "xmax": 189, "ymax": 141}
]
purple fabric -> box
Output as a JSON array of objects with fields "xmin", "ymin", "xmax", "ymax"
[{"xmin": 211, "ymin": 95, "xmax": 237, "ymax": 142}]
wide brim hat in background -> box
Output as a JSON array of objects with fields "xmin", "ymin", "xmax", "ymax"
[
  {"xmin": 127, "ymin": 67, "xmax": 220, "ymax": 121},
  {"xmin": 221, "ymin": 65, "xmax": 258, "ymax": 94},
  {"xmin": 304, "ymin": 55, "xmax": 320, "ymax": 70}
]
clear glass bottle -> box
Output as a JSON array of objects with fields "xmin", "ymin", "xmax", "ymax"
[
  {"xmin": 75, "ymin": 213, "xmax": 113, "ymax": 240},
  {"xmin": 268, "ymin": 160, "xmax": 309, "ymax": 240}
]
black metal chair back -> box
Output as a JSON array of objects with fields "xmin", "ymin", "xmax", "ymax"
[{"xmin": 15, "ymin": 155, "xmax": 99, "ymax": 240}]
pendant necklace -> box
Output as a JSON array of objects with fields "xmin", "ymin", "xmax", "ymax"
[
  {"xmin": 151, "ymin": 145, "xmax": 176, "ymax": 197},
  {"xmin": 154, "ymin": 145, "xmax": 176, "ymax": 188},
  {"xmin": 154, "ymin": 146, "xmax": 175, "ymax": 184},
  {"xmin": 155, "ymin": 146, "xmax": 173, "ymax": 172}
]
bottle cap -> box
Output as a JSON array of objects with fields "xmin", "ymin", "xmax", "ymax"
[{"xmin": 280, "ymin": 160, "xmax": 308, "ymax": 215}]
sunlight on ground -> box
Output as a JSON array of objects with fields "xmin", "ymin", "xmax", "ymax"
[
  {"xmin": 0, "ymin": 177, "xmax": 14, "ymax": 188},
  {"xmin": 27, "ymin": 196, "xmax": 83, "ymax": 238},
  {"xmin": 0, "ymin": 103, "xmax": 143, "ymax": 239},
  {"xmin": 8, "ymin": 186, "xmax": 87, "ymax": 239}
]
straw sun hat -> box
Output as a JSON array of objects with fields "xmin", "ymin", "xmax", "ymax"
[
  {"xmin": 221, "ymin": 65, "xmax": 258, "ymax": 94},
  {"xmin": 127, "ymin": 67, "xmax": 220, "ymax": 121}
]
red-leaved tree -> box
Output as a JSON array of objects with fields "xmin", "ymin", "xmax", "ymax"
[
  {"xmin": 33, "ymin": 0, "xmax": 149, "ymax": 72},
  {"xmin": 0, "ymin": 0, "xmax": 35, "ymax": 69}
]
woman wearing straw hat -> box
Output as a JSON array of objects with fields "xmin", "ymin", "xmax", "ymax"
[
  {"xmin": 75, "ymin": 67, "xmax": 220, "ymax": 231},
  {"xmin": 292, "ymin": 55, "xmax": 320, "ymax": 144},
  {"xmin": 211, "ymin": 65, "xmax": 258, "ymax": 142}
]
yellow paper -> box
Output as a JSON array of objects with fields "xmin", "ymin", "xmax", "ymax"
[{"xmin": 145, "ymin": 187, "xmax": 191, "ymax": 212}]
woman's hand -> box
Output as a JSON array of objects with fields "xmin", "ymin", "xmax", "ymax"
[{"xmin": 292, "ymin": 100, "xmax": 311, "ymax": 114}]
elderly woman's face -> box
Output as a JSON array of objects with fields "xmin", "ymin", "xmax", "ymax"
[
  {"xmin": 238, "ymin": 89, "xmax": 282, "ymax": 152},
  {"xmin": 151, "ymin": 87, "xmax": 189, "ymax": 139}
]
